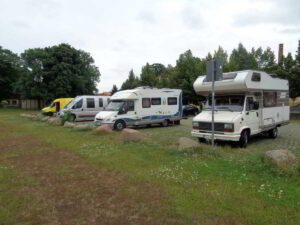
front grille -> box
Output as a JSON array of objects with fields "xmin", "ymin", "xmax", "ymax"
[
  {"xmin": 198, "ymin": 122, "xmax": 224, "ymax": 132},
  {"xmin": 96, "ymin": 118, "xmax": 103, "ymax": 121}
]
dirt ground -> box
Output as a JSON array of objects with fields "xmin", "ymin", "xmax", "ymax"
[{"xmin": 0, "ymin": 124, "xmax": 182, "ymax": 225}]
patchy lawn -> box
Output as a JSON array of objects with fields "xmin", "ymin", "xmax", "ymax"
[{"xmin": 0, "ymin": 109, "xmax": 299, "ymax": 225}]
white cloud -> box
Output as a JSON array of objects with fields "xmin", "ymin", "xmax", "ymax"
[{"xmin": 0, "ymin": 0, "xmax": 298, "ymax": 92}]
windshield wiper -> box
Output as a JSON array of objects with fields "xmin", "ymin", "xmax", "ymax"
[{"xmin": 203, "ymin": 107, "xmax": 218, "ymax": 111}]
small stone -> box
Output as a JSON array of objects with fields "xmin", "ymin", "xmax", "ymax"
[{"xmin": 73, "ymin": 124, "xmax": 94, "ymax": 131}]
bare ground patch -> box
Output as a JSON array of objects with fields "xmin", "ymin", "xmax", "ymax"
[{"xmin": 0, "ymin": 126, "xmax": 183, "ymax": 225}]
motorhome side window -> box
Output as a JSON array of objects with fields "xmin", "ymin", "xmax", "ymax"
[
  {"xmin": 142, "ymin": 98, "xmax": 151, "ymax": 108},
  {"xmin": 73, "ymin": 99, "xmax": 83, "ymax": 109},
  {"xmin": 263, "ymin": 92, "xmax": 277, "ymax": 107},
  {"xmin": 252, "ymin": 72, "xmax": 261, "ymax": 82},
  {"xmin": 86, "ymin": 98, "xmax": 95, "ymax": 108},
  {"xmin": 99, "ymin": 98, "xmax": 103, "ymax": 107},
  {"xmin": 151, "ymin": 98, "xmax": 161, "ymax": 105},
  {"xmin": 168, "ymin": 97, "xmax": 177, "ymax": 105}
]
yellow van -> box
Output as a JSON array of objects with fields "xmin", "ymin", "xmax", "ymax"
[{"xmin": 42, "ymin": 98, "xmax": 73, "ymax": 116}]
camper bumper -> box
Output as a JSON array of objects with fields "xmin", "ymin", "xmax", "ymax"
[
  {"xmin": 191, "ymin": 130, "xmax": 240, "ymax": 141},
  {"xmin": 94, "ymin": 119, "xmax": 114, "ymax": 127}
]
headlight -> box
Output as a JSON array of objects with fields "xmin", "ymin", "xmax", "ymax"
[
  {"xmin": 224, "ymin": 123, "xmax": 234, "ymax": 132},
  {"xmin": 192, "ymin": 121, "xmax": 199, "ymax": 129}
]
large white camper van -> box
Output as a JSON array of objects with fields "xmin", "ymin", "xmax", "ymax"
[
  {"xmin": 191, "ymin": 70, "xmax": 289, "ymax": 147},
  {"xmin": 60, "ymin": 95, "xmax": 110, "ymax": 121},
  {"xmin": 95, "ymin": 87, "xmax": 182, "ymax": 130}
]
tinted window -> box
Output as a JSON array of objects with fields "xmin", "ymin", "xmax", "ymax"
[
  {"xmin": 73, "ymin": 99, "xmax": 83, "ymax": 109},
  {"xmin": 125, "ymin": 101, "xmax": 134, "ymax": 111},
  {"xmin": 246, "ymin": 97, "xmax": 254, "ymax": 111},
  {"xmin": 86, "ymin": 98, "xmax": 95, "ymax": 108},
  {"xmin": 142, "ymin": 98, "xmax": 151, "ymax": 108},
  {"xmin": 252, "ymin": 72, "xmax": 261, "ymax": 82},
  {"xmin": 151, "ymin": 98, "xmax": 161, "ymax": 105},
  {"xmin": 99, "ymin": 98, "xmax": 103, "ymax": 107},
  {"xmin": 168, "ymin": 97, "xmax": 177, "ymax": 105}
]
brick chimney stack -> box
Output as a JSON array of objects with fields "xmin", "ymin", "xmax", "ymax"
[{"xmin": 278, "ymin": 43, "xmax": 284, "ymax": 64}]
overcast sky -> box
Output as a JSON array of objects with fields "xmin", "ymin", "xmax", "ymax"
[{"xmin": 1, "ymin": 0, "xmax": 299, "ymax": 92}]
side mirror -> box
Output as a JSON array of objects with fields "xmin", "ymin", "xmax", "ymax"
[
  {"xmin": 119, "ymin": 108, "xmax": 126, "ymax": 114},
  {"xmin": 253, "ymin": 101, "xmax": 259, "ymax": 110}
]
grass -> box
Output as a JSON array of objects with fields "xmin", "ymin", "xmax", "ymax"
[{"xmin": 0, "ymin": 108, "xmax": 299, "ymax": 225}]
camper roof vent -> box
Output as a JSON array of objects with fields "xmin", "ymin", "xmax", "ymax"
[{"xmin": 135, "ymin": 86, "xmax": 154, "ymax": 89}]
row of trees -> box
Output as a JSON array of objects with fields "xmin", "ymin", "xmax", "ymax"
[
  {"xmin": 121, "ymin": 43, "xmax": 300, "ymax": 103},
  {"xmin": 0, "ymin": 43, "xmax": 100, "ymax": 102}
]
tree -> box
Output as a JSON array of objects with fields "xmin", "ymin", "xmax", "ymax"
[
  {"xmin": 121, "ymin": 69, "xmax": 140, "ymax": 90},
  {"xmin": 16, "ymin": 43, "xmax": 100, "ymax": 101},
  {"xmin": 228, "ymin": 43, "xmax": 257, "ymax": 71},
  {"xmin": 111, "ymin": 84, "xmax": 118, "ymax": 94},
  {"xmin": 0, "ymin": 46, "xmax": 25, "ymax": 101}
]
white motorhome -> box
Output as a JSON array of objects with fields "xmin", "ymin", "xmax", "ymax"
[
  {"xmin": 95, "ymin": 87, "xmax": 182, "ymax": 130},
  {"xmin": 191, "ymin": 70, "xmax": 289, "ymax": 147},
  {"xmin": 60, "ymin": 95, "xmax": 110, "ymax": 121}
]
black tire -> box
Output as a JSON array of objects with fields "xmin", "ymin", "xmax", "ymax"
[
  {"xmin": 268, "ymin": 127, "xmax": 278, "ymax": 139},
  {"xmin": 198, "ymin": 138, "xmax": 206, "ymax": 143},
  {"xmin": 174, "ymin": 120, "xmax": 180, "ymax": 125},
  {"xmin": 161, "ymin": 120, "xmax": 169, "ymax": 127},
  {"xmin": 114, "ymin": 120, "xmax": 126, "ymax": 131},
  {"xmin": 239, "ymin": 130, "xmax": 249, "ymax": 148}
]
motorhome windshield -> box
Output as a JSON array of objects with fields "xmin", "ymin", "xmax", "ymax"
[
  {"xmin": 105, "ymin": 100, "xmax": 124, "ymax": 111},
  {"xmin": 64, "ymin": 100, "xmax": 73, "ymax": 109},
  {"xmin": 205, "ymin": 95, "xmax": 245, "ymax": 112}
]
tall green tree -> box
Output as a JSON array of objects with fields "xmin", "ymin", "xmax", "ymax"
[
  {"xmin": 0, "ymin": 46, "xmax": 25, "ymax": 101},
  {"xmin": 121, "ymin": 69, "xmax": 140, "ymax": 90},
  {"xmin": 111, "ymin": 84, "xmax": 118, "ymax": 95},
  {"xmin": 228, "ymin": 43, "xmax": 257, "ymax": 71},
  {"xmin": 16, "ymin": 43, "xmax": 100, "ymax": 101}
]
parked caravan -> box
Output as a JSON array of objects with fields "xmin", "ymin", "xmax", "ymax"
[
  {"xmin": 191, "ymin": 70, "xmax": 289, "ymax": 147},
  {"xmin": 42, "ymin": 98, "xmax": 73, "ymax": 116},
  {"xmin": 60, "ymin": 95, "xmax": 110, "ymax": 121},
  {"xmin": 94, "ymin": 87, "xmax": 182, "ymax": 130}
]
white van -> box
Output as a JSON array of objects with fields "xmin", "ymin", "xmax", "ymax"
[
  {"xmin": 60, "ymin": 95, "xmax": 110, "ymax": 121},
  {"xmin": 95, "ymin": 87, "xmax": 182, "ymax": 130},
  {"xmin": 191, "ymin": 70, "xmax": 289, "ymax": 147}
]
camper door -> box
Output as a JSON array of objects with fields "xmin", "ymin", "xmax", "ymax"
[{"xmin": 244, "ymin": 96, "xmax": 260, "ymax": 134}]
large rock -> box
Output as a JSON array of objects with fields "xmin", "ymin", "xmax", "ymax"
[
  {"xmin": 73, "ymin": 123, "xmax": 94, "ymax": 131},
  {"xmin": 47, "ymin": 117, "xmax": 63, "ymax": 126},
  {"xmin": 120, "ymin": 128, "xmax": 145, "ymax": 142},
  {"xmin": 264, "ymin": 150, "xmax": 298, "ymax": 171},
  {"xmin": 177, "ymin": 137, "xmax": 200, "ymax": 150},
  {"xmin": 20, "ymin": 113, "xmax": 36, "ymax": 119},
  {"xmin": 96, "ymin": 124, "xmax": 113, "ymax": 133},
  {"xmin": 41, "ymin": 116, "xmax": 50, "ymax": 122},
  {"xmin": 63, "ymin": 121, "xmax": 76, "ymax": 128}
]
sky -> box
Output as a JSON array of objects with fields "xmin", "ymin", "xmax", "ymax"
[{"xmin": 1, "ymin": 0, "xmax": 299, "ymax": 92}]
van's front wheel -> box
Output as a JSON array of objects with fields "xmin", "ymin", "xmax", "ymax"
[
  {"xmin": 268, "ymin": 127, "xmax": 278, "ymax": 139},
  {"xmin": 114, "ymin": 120, "xmax": 126, "ymax": 131},
  {"xmin": 239, "ymin": 130, "xmax": 249, "ymax": 148}
]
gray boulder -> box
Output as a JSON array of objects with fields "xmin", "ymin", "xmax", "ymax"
[
  {"xmin": 96, "ymin": 124, "xmax": 113, "ymax": 133},
  {"xmin": 73, "ymin": 123, "xmax": 94, "ymax": 131},
  {"xmin": 47, "ymin": 117, "xmax": 63, "ymax": 126},
  {"xmin": 177, "ymin": 137, "xmax": 200, "ymax": 150},
  {"xmin": 63, "ymin": 121, "xmax": 76, "ymax": 128},
  {"xmin": 264, "ymin": 149, "xmax": 298, "ymax": 171},
  {"xmin": 120, "ymin": 128, "xmax": 145, "ymax": 142}
]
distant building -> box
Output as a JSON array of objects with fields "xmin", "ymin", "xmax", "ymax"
[
  {"xmin": 278, "ymin": 43, "xmax": 284, "ymax": 64},
  {"xmin": 97, "ymin": 92, "xmax": 112, "ymax": 96}
]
